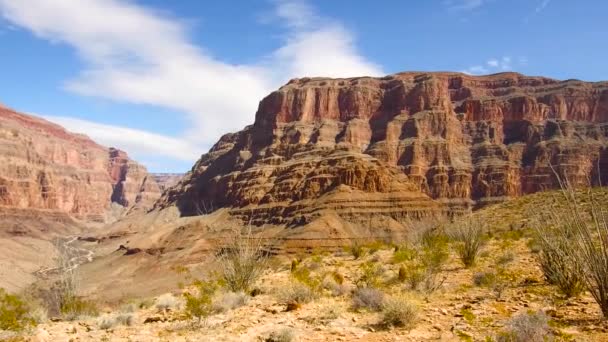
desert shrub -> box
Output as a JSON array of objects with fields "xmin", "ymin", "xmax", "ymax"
[
  {"xmin": 380, "ymin": 296, "xmax": 418, "ymax": 329},
  {"xmin": 0, "ymin": 289, "xmax": 35, "ymax": 331},
  {"xmin": 497, "ymin": 252, "xmax": 516, "ymax": 266},
  {"xmin": 155, "ymin": 293, "xmax": 181, "ymax": 311},
  {"xmin": 497, "ymin": 311, "xmax": 553, "ymax": 342},
  {"xmin": 265, "ymin": 328, "xmax": 295, "ymax": 342},
  {"xmin": 473, "ymin": 272, "xmax": 497, "ymax": 287},
  {"xmin": 352, "ymin": 287, "xmax": 384, "ymax": 312},
  {"xmin": 532, "ymin": 182, "xmax": 608, "ymax": 316},
  {"xmin": 217, "ymin": 227, "xmax": 270, "ymax": 293},
  {"xmin": 291, "ymin": 266, "xmax": 322, "ymax": 294},
  {"xmin": 392, "ymin": 245, "xmax": 417, "ymax": 264},
  {"xmin": 290, "ymin": 259, "xmax": 299, "ymax": 272},
  {"xmin": 97, "ymin": 313, "xmax": 134, "ymax": 330},
  {"xmin": 355, "ymin": 262, "xmax": 384, "ymax": 289},
  {"xmin": 60, "ymin": 297, "xmax": 99, "ymax": 321},
  {"xmin": 473, "ymin": 269, "xmax": 513, "ymax": 299},
  {"xmin": 280, "ymin": 281, "xmax": 317, "ymax": 306},
  {"xmin": 27, "ymin": 306, "xmax": 48, "ymax": 325},
  {"xmin": 321, "ymin": 276, "xmax": 349, "ymax": 297},
  {"xmin": 449, "ymin": 217, "xmax": 485, "ymax": 268},
  {"xmin": 536, "ymin": 237, "xmax": 585, "ymax": 298},
  {"xmin": 367, "ymin": 240, "xmax": 385, "ymax": 254},
  {"xmin": 183, "ymin": 280, "xmax": 217, "ymax": 324},
  {"xmin": 349, "ymin": 240, "xmax": 366, "ymax": 260},
  {"xmin": 212, "ymin": 292, "xmax": 248, "ymax": 313}
]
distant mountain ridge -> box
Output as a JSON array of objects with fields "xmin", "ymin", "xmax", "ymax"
[{"xmin": 0, "ymin": 104, "xmax": 161, "ymax": 223}]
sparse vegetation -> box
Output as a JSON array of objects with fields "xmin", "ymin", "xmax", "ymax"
[
  {"xmin": 449, "ymin": 217, "xmax": 485, "ymax": 268},
  {"xmin": 60, "ymin": 297, "xmax": 99, "ymax": 321},
  {"xmin": 155, "ymin": 293, "xmax": 181, "ymax": 312},
  {"xmin": 532, "ymin": 180, "xmax": 608, "ymax": 317},
  {"xmin": 0, "ymin": 289, "xmax": 35, "ymax": 331},
  {"xmin": 349, "ymin": 240, "xmax": 366, "ymax": 260},
  {"xmin": 265, "ymin": 327, "xmax": 295, "ymax": 342},
  {"xmin": 496, "ymin": 311, "xmax": 553, "ymax": 342},
  {"xmin": 380, "ymin": 296, "xmax": 418, "ymax": 329},
  {"xmin": 183, "ymin": 280, "xmax": 217, "ymax": 324},
  {"xmin": 212, "ymin": 291, "xmax": 248, "ymax": 313},
  {"xmin": 351, "ymin": 287, "xmax": 385, "ymax": 312},
  {"xmin": 217, "ymin": 227, "xmax": 270, "ymax": 293},
  {"xmin": 281, "ymin": 281, "xmax": 317, "ymax": 306},
  {"xmin": 355, "ymin": 261, "xmax": 384, "ymax": 289},
  {"xmin": 97, "ymin": 312, "xmax": 135, "ymax": 330},
  {"xmin": 536, "ymin": 233, "xmax": 585, "ymax": 298}
]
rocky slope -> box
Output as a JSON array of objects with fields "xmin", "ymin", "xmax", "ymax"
[
  {"xmin": 0, "ymin": 104, "xmax": 161, "ymax": 222},
  {"xmin": 0, "ymin": 103, "xmax": 162, "ymax": 291},
  {"xmin": 159, "ymin": 72, "xmax": 608, "ymax": 225}
]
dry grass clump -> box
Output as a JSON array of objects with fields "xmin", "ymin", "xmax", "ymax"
[
  {"xmin": 155, "ymin": 293, "xmax": 182, "ymax": 312},
  {"xmin": 217, "ymin": 227, "xmax": 271, "ymax": 293},
  {"xmin": 212, "ymin": 292, "xmax": 248, "ymax": 313},
  {"xmin": 496, "ymin": 311, "xmax": 553, "ymax": 342},
  {"xmin": 380, "ymin": 295, "xmax": 418, "ymax": 330},
  {"xmin": 449, "ymin": 216, "xmax": 485, "ymax": 268},
  {"xmin": 351, "ymin": 287, "xmax": 385, "ymax": 312},
  {"xmin": 97, "ymin": 312, "xmax": 135, "ymax": 330},
  {"xmin": 280, "ymin": 282, "xmax": 317, "ymax": 307},
  {"xmin": 349, "ymin": 240, "xmax": 366, "ymax": 260},
  {"xmin": 265, "ymin": 327, "xmax": 295, "ymax": 342}
]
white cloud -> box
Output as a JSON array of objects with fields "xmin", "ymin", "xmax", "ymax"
[
  {"xmin": 42, "ymin": 115, "xmax": 201, "ymax": 162},
  {"xmin": 462, "ymin": 56, "xmax": 517, "ymax": 75},
  {"xmin": 0, "ymin": 0, "xmax": 382, "ymax": 169}
]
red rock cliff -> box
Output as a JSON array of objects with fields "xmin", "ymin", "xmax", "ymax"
[
  {"xmin": 159, "ymin": 72, "xmax": 608, "ymax": 224},
  {"xmin": 0, "ymin": 104, "xmax": 161, "ymax": 221}
]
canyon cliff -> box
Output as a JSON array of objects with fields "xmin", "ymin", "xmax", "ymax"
[
  {"xmin": 159, "ymin": 72, "xmax": 608, "ymax": 226},
  {"xmin": 0, "ymin": 103, "xmax": 161, "ymax": 223}
]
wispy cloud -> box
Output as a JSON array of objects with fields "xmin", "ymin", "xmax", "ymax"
[
  {"xmin": 462, "ymin": 56, "xmax": 517, "ymax": 75},
  {"xmin": 535, "ymin": 0, "xmax": 551, "ymax": 13},
  {"xmin": 0, "ymin": 0, "xmax": 382, "ymax": 170},
  {"xmin": 444, "ymin": 0, "xmax": 487, "ymax": 11}
]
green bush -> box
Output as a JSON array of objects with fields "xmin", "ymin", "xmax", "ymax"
[
  {"xmin": 355, "ymin": 262, "xmax": 384, "ymax": 289},
  {"xmin": 183, "ymin": 279, "xmax": 218, "ymax": 324},
  {"xmin": 349, "ymin": 240, "xmax": 366, "ymax": 260},
  {"xmin": 0, "ymin": 289, "xmax": 35, "ymax": 331},
  {"xmin": 60, "ymin": 297, "xmax": 99, "ymax": 321},
  {"xmin": 217, "ymin": 228, "xmax": 269, "ymax": 293}
]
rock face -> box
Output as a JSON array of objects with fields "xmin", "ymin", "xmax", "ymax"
[
  {"xmin": 0, "ymin": 104, "xmax": 161, "ymax": 222},
  {"xmin": 159, "ymin": 72, "xmax": 608, "ymax": 226},
  {"xmin": 151, "ymin": 173, "xmax": 184, "ymax": 192}
]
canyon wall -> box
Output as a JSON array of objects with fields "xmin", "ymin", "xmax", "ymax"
[
  {"xmin": 0, "ymin": 104, "xmax": 161, "ymax": 222},
  {"xmin": 159, "ymin": 72, "xmax": 608, "ymax": 226}
]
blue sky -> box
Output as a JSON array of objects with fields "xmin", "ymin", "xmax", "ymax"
[{"xmin": 0, "ymin": 0, "xmax": 606, "ymax": 173}]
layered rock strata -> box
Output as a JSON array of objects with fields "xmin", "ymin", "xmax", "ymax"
[
  {"xmin": 0, "ymin": 104, "xmax": 161, "ymax": 222},
  {"xmin": 159, "ymin": 72, "xmax": 608, "ymax": 225}
]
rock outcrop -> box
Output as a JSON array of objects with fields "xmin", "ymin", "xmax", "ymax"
[
  {"xmin": 159, "ymin": 72, "xmax": 608, "ymax": 225},
  {"xmin": 151, "ymin": 173, "xmax": 184, "ymax": 192},
  {"xmin": 0, "ymin": 104, "xmax": 161, "ymax": 222}
]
